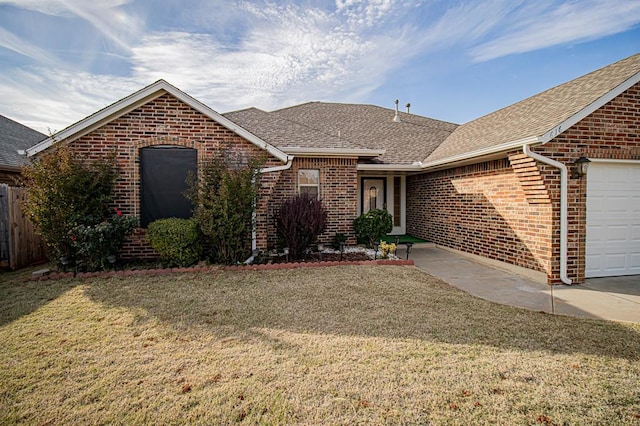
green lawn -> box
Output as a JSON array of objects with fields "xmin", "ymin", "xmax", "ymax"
[{"xmin": 1, "ymin": 266, "xmax": 639, "ymax": 424}]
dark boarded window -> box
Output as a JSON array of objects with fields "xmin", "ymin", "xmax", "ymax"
[{"xmin": 140, "ymin": 147, "xmax": 197, "ymax": 227}]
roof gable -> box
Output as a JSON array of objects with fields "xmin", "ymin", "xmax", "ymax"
[
  {"xmin": 26, "ymin": 80, "xmax": 289, "ymax": 163},
  {"xmin": 425, "ymin": 53, "xmax": 640, "ymax": 166}
]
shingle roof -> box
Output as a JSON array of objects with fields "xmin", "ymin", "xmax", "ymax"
[
  {"xmin": 230, "ymin": 102, "xmax": 457, "ymax": 164},
  {"xmin": 223, "ymin": 107, "xmax": 368, "ymax": 151},
  {"xmin": 0, "ymin": 115, "xmax": 46, "ymax": 169},
  {"xmin": 426, "ymin": 53, "xmax": 640, "ymax": 164}
]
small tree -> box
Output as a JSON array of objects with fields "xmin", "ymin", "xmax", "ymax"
[
  {"xmin": 276, "ymin": 193, "xmax": 328, "ymax": 260},
  {"xmin": 353, "ymin": 209, "xmax": 393, "ymax": 248},
  {"xmin": 187, "ymin": 154, "xmax": 264, "ymax": 265},
  {"xmin": 21, "ymin": 145, "xmax": 120, "ymax": 265}
]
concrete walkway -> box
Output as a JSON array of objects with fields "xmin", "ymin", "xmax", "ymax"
[{"xmin": 408, "ymin": 246, "xmax": 640, "ymax": 323}]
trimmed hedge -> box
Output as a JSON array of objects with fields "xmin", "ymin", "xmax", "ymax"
[
  {"xmin": 353, "ymin": 209, "xmax": 393, "ymax": 248},
  {"xmin": 146, "ymin": 218, "xmax": 202, "ymax": 267}
]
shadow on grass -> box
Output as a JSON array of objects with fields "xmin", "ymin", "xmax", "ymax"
[
  {"xmin": 0, "ymin": 268, "xmax": 78, "ymax": 326},
  {"xmin": 77, "ymin": 266, "xmax": 640, "ymax": 361}
]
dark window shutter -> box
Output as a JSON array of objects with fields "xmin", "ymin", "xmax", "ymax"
[{"xmin": 140, "ymin": 147, "xmax": 197, "ymax": 227}]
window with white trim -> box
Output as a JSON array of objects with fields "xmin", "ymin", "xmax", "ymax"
[{"xmin": 298, "ymin": 169, "xmax": 320, "ymax": 198}]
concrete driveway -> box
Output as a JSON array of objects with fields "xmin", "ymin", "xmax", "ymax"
[{"xmin": 406, "ymin": 245, "xmax": 640, "ymax": 323}]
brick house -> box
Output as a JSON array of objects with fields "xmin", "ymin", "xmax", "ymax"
[{"xmin": 27, "ymin": 53, "xmax": 640, "ymax": 283}]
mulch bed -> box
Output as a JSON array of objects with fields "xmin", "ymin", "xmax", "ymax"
[{"xmin": 28, "ymin": 257, "xmax": 414, "ymax": 281}]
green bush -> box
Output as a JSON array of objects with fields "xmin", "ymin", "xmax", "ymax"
[
  {"xmin": 353, "ymin": 209, "xmax": 393, "ymax": 248},
  {"xmin": 146, "ymin": 218, "xmax": 202, "ymax": 267},
  {"xmin": 330, "ymin": 233, "xmax": 347, "ymax": 251},
  {"xmin": 187, "ymin": 153, "xmax": 264, "ymax": 265},
  {"xmin": 72, "ymin": 209, "xmax": 137, "ymax": 271},
  {"xmin": 276, "ymin": 193, "xmax": 328, "ymax": 260},
  {"xmin": 21, "ymin": 145, "xmax": 121, "ymax": 267}
]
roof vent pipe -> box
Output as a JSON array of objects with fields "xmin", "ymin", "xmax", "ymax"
[
  {"xmin": 393, "ymin": 99, "xmax": 401, "ymax": 122},
  {"xmin": 406, "ymin": 103, "xmax": 411, "ymax": 113}
]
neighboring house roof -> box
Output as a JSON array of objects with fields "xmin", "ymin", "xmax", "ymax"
[
  {"xmin": 0, "ymin": 114, "xmax": 46, "ymax": 170},
  {"xmin": 26, "ymin": 80, "xmax": 290, "ymax": 163},
  {"xmin": 269, "ymin": 102, "xmax": 457, "ymax": 164},
  {"xmin": 426, "ymin": 53, "xmax": 640, "ymax": 166}
]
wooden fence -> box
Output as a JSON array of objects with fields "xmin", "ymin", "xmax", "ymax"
[{"xmin": 0, "ymin": 184, "xmax": 47, "ymax": 270}]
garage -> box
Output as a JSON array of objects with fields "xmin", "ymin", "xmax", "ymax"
[{"xmin": 585, "ymin": 161, "xmax": 640, "ymax": 278}]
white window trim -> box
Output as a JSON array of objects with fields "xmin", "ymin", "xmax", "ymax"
[{"xmin": 298, "ymin": 169, "xmax": 320, "ymax": 198}]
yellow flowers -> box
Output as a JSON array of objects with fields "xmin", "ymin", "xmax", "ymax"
[{"xmin": 379, "ymin": 241, "xmax": 396, "ymax": 258}]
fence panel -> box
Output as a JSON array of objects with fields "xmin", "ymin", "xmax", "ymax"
[
  {"xmin": 0, "ymin": 184, "xmax": 9, "ymax": 267},
  {"xmin": 3, "ymin": 186, "xmax": 47, "ymax": 269}
]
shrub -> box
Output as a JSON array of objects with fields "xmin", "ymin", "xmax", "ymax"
[
  {"xmin": 187, "ymin": 154, "xmax": 264, "ymax": 265},
  {"xmin": 146, "ymin": 218, "xmax": 202, "ymax": 267},
  {"xmin": 353, "ymin": 209, "xmax": 393, "ymax": 248},
  {"xmin": 21, "ymin": 145, "xmax": 121, "ymax": 266},
  {"xmin": 72, "ymin": 209, "xmax": 138, "ymax": 271},
  {"xmin": 276, "ymin": 193, "xmax": 328, "ymax": 260},
  {"xmin": 331, "ymin": 233, "xmax": 348, "ymax": 251}
]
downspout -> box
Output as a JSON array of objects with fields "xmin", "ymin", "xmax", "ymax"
[
  {"xmin": 260, "ymin": 157, "xmax": 294, "ymax": 174},
  {"xmin": 523, "ymin": 144, "xmax": 572, "ymax": 285},
  {"xmin": 249, "ymin": 157, "xmax": 294, "ymax": 254}
]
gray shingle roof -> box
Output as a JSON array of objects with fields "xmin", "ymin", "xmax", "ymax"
[
  {"xmin": 274, "ymin": 103, "xmax": 457, "ymax": 164},
  {"xmin": 223, "ymin": 107, "xmax": 368, "ymax": 151},
  {"xmin": 426, "ymin": 53, "xmax": 640, "ymax": 164},
  {"xmin": 226, "ymin": 103, "xmax": 457, "ymax": 164},
  {"xmin": 0, "ymin": 115, "xmax": 46, "ymax": 169}
]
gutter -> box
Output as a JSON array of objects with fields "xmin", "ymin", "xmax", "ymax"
[
  {"xmin": 282, "ymin": 147, "xmax": 386, "ymax": 158},
  {"xmin": 523, "ymin": 143, "xmax": 572, "ymax": 285},
  {"xmin": 357, "ymin": 136, "xmax": 540, "ymax": 172},
  {"xmin": 260, "ymin": 156, "xmax": 294, "ymax": 173},
  {"xmin": 250, "ymin": 156, "xmax": 294, "ymax": 252}
]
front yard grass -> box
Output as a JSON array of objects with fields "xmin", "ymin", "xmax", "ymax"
[{"xmin": 1, "ymin": 266, "xmax": 639, "ymax": 424}]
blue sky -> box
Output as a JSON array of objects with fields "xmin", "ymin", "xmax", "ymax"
[{"xmin": 0, "ymin": 0, "xmax": 639, "ymax": 134}]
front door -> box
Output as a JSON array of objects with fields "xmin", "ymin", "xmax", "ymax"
[{"xmin": 362, "ymin": 179, "xmax": 385, "ymax": 212}]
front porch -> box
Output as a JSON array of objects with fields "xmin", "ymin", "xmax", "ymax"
[{"xmin": 357, "ymin": 172, "xmax": 408, "ymax": 235}]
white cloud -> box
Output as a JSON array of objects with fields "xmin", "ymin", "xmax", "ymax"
[
  {"xmin": 124, "ymin": 2, "xmax": 410, "ymax": 110},
  {"xmin": 0, "ymin": 0, "xmax": 130, "ymax": 15},
  {"xmin": 0, "ymin": 27, "xmax": 65, "ymax": 67},
  {"xmin": 0, "ymin": 0, "xmax": 141, "ymax": 52},
  {"xmin": 1, "ymin": 0, "xmax": 639, "ymax": 132},
  {"xmin": 0, "ymin": 68, "xmax": 141, "ymax": 133},
  {"xmin": 336, "ymin": 0, "xmax": 417, "ymax": 28},
  {"xmin": 3, "ymin": 1, "xmax": 416, "ymax": 132},
  {"xmin": 470, "ymin": 0, "xmax": 640, "ymax": 62}
]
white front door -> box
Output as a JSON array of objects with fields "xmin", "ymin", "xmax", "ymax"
[
  {"xmin": 363, "ymin": 179, "xmax": 385, "ymax": 212},
  {"xmin": 586, "ymin": 161, "xmax": 640, "ymax": 278}
]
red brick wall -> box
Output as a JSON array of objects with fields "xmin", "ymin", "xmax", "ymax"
[
  {"xmin": 60, "ymin": 93, "xmax": 360, "ymax": 259},
  {"xmin": 260, "ymin": 157, "xmax": 359, "ymax": 250},
  {"xmin": 408, "ymin": 82, "xmax": 640, "ymax": 284},
  {"xmin": 66, "ymin": 93, "xmax": 282, "ymax": 258},
  {"xmin": 407, "ymin": 158, "xmax": 554, "ymax": 278},
  {"xmin": 532, "ymin": 81, "xmax": 640, "ymax": 283}
]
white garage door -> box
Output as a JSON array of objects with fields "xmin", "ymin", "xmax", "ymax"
[{"xmin": 586, "ymin": 161, "xmax": 640, "ymax": 278}]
